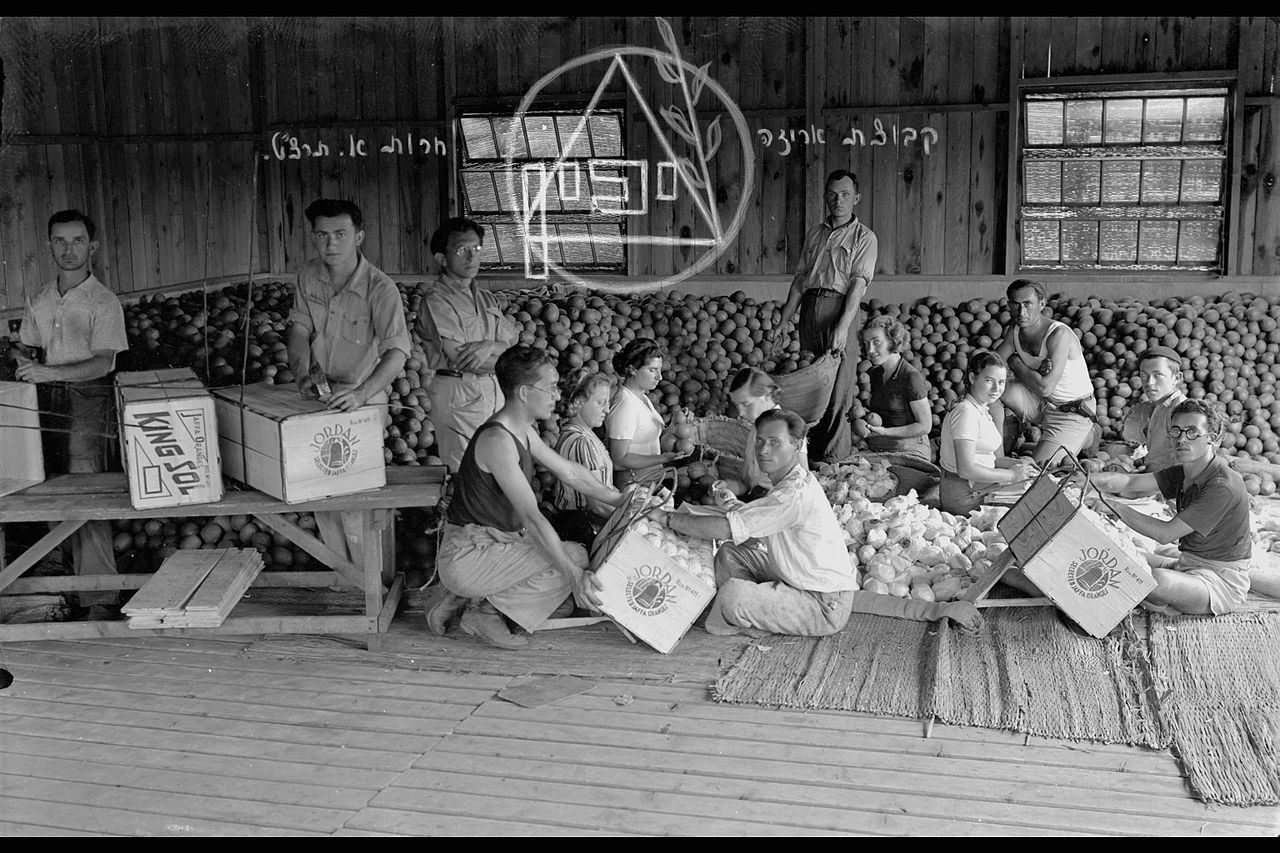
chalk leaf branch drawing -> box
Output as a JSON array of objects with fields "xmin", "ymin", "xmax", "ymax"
[{"xmin": 507, "ymin": 16, "xmax": 754, "ymax": 293}]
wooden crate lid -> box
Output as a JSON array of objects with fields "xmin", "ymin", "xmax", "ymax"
[
  {"xmin": 116, "ymin": 367, "xmax": 209, "ymax": 403},
  {"xmin": 997, "ymin": 472, "xmax": 1080, "ymax": 566},
  {"xmin": 210, "ymin": 381, "xmax": 334, "ymax": 420}
]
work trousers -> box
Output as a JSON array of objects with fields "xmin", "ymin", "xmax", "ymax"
[
  {"xmin": 712, "ymin": 541, "xmax": 854, "ymax": 637},
  {"xmin": 436, "ymin": 521, "xmax": 587, "ymax": 631},
  {"xmin": 798, "ymin": 290, "xmax": 860, "ymax": 464},
  {"xmin": 428, "ymin": 374, "xmax": 503, "ymax": 473},
  {"xmin": 39, "ymin": 382, "xmax": 117, "ymax": 606}
]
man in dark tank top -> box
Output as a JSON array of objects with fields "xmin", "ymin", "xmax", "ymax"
[{"xmin": 425, "ymin": 346, "xmax": 632, "ymax": 648}]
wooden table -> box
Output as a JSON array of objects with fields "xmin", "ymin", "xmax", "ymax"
[{"xmin": 0, "ymin": 466, "xmax": 445, "ymax": 647}]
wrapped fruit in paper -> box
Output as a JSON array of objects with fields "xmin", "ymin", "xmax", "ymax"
[{"xmin": 629, "ymin": 515, "xmax": 717, "ymax": 590}]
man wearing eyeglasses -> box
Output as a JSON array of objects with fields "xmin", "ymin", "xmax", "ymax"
[
  {"xmin": 287, "ymin": 198, "xmax": 411, "ymax": 566},
  {"xmin": 16, "ymin": 209, "xmax": 128, "ymax": 620},
  {"xmin": 417, "ymin": 217, "xmax": 517, "ymax": 473},
  {"xmin": 425, "ymin": 345, "xmax": 629, "ymax": 648},
  {"xmin": 1082, "ymin": 400, "xmax": 1254, "ymax": 615},
  {"xmin": 773, "ymin": 169, "xmax": 877, "ymax": 464}
]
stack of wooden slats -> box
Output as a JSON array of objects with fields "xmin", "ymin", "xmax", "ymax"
[{"xmin": 122, "ymin": 549, "xmax": 264, "ymax": 629}]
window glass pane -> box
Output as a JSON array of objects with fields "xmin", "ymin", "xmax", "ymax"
[
  {"xmin": 591, "ymin": 224, "xmax": 625, "ymax": 263},
  {"xmin": 1061, "ymin": 221, "xmax": 1099, "ymax": 262},
  {"xmin": 1026, "ymin": 101, "xmax": 1064, "ymax": 145},
  {"xmin": 1064, "ymin": 100, "xmax": 1103, "ymax": 145},
  {"xmin": 461, "ymin": 118, "xmax": 497, "ymax": 158},
  {"xmin": 1025, "ymin": 161, "xmax": 1063, "ymax": 203},
  {"xmin": 462, "ymin": 172, "xmax": 500, "ymax": 212},
  {"xmin": 1138, "ymin": 220, "xmax": 1179, "ymax": 262},
  {"xmin": 525, "ymin": 116, "xmax": 561, "ymax": 157},
  {"xmin": 558, "ymin": 224, "xmax": 595, "ymax": 265},
  {"xmin": 1023, "ymin": 221, "xmax": 1060, "ymax": 262},
  {"xmin": 1062, "ymin": 161, "xmax": 1101, "ymax": 204},
  {"xmin": 556, "ymin": 116, "xmax": 593, "ymax": 158},
  {"xmin": 1181, "ymin": 159, "xmax": 1223, "ymax": 202},
  {"xmin": 1143, "ymin": 98, "xmax": 1184, "ymax": 143},
  {"xmin": 1100, "ymin": 221, "xmax": 1138, "ymax": 262},
  {"xmin": 1101, "ymin": 161, "xmax": 1141, "ymax": 203},
  {"xmin": 1140, "ymin": 160, "xmax": 1182, "ymax": 203},
  {"xmin": 589, "ymin": 115, "xmax": 624, "ymax": 157},
  {"xmin": 1178, "ymin": 221, "xmax": 1219, "ymax": 263},
  {"xmin": 481, "ymin": 227, "xmax": 507, "ymax": 266},
  {"xmin": 493, "ymin": 117, "xmax": 528, "ymax": 159},
  {"xmin": 1184, "ymin": 97, "xmax": 1225, "ymax": 142},
  {"xmin": 1104, "ymin": 99, "xmax": 1143, "ymax": 143},
  {"xmin": 590, "ymin": 169, "xmax": 628, "ymax": 212},
  {"xmin": 494, "ymin": 171, "xmax": 520, "ymax": 210}
]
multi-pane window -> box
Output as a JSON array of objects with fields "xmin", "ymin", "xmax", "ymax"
[
  {"xmin": 1020, "ymin": 88, "xmax": 1228, "ymax": 272},
  {"xmin": 457, "ymin": 110, "xmax": 627, "ymax": 272}
]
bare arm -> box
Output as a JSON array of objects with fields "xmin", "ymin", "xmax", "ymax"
[
  {"xmin": 869, "ymin": 397, "xmax": 932, "ymax": 439},
  {"xmin": 329, "ymin": 348, "xmax": 408, "ymax": 412},
  {"xmin": 954, "ymin": 438, "xmax": 1036, "ymax": 485},
  {"xmin": 830, "ymin": 277, "xmax": 867, "ymax": 353},
  {"xmin": 481, "ymin": 429, "xmax": 603, "ymax": 608},
  {"xmin": 609, "ymin": 436, "xmax": 678, "ymax": 472},
  {"xmin": 530, "ymin": 427, "xmax": 626, "ymax": 511},
  {"xmin": 286, "ymin": 323, "xmax": 315, "ymax": 395},
  {"xmin": 667, "ymin": 510, "xmax": 732, "ymax": 541},
  {"xmin": 1111, "ymin": 502, "xmax": 1194, "ymax": 545},
  {"xmin": 17, "ymin": 351, "xmax": 114, "ymax": 384},
  {"xmin": 1089, "ymin": 469, "xmax": 1162, "ymax": 500},
  {"xmin": 1010, "ymin": 325, "xmax": 1074, "ymax": 397}
]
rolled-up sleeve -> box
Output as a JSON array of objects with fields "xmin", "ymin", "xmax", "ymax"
[
  {"xmin": 369, "ymin": 276, "xmax": 411, "ymax": 358},
  {"xmin": 19, "ymin": 298, "xmax": 40, "ymax": 348},
  {"xmin": 847, "ymin": 231, "xmax": 878, "ymax": 283},
  {"xmin": 725, "ymin": 480, "xmax": 804, "ymax": 544}
]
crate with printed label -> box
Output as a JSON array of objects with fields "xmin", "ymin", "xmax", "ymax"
[
  {"xmin": 0, "ymin": 381, "xmax": 44, "ymax": 498},
  {"xmin": 211, "ymin": 382, "xmax": 385, "ymax": 504},
  {"xmin": 589, "ymin": 486, "xmax": 716, "ymax": 654},
  {"xmin": 116, "ymin": 368, "xmax": 222, "ymax": 509},
  {"xmin": 998, "ymin": 471, "xmax": 1156, "ymax": 638}
]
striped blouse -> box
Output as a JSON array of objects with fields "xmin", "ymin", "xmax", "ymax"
[{"xmin": 553, "ymin": 422, "xmax": 615, "ymax": 512}]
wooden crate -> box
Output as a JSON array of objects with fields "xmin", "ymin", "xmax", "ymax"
[
  {"xmin": 589, "ymin": 489, "xmax": 715, "ymax": 654},
  {"xmin": 116, "ymin": 369, "xmax": 222, "ymax": 509},
  {"xmin": 0, "ymin": 381, "xmax": 44, "ymax": 498},
  {"xmin": 211, "ymin": 382, "xmax": 386, "ymax": 504},
  {"xmin": 998, "ymin": 474, "xmax": 1156, "ymax": 638}
]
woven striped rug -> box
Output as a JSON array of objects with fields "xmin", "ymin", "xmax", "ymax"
[{"xmin": 715, "ymin": 606, "xmax": 1280, "ymax": 805}]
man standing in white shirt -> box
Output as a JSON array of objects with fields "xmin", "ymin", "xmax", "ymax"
[
  {"xmin": 17, "ymin": 209, "xmax": 128, "ymax": 618},
  {"xmin": 667, "ymin": 409, "xmax": 979, "ymax": 636}
]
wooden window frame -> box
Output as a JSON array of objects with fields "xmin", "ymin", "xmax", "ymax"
[{"xmin": 1006, "ymin": 68, "xmax": 1241, "ymax": 277}]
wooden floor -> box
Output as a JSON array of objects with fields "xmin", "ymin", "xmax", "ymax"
[{"xmin": 2, "ymin": 615, "xmax": 1278, "ymax": 836}]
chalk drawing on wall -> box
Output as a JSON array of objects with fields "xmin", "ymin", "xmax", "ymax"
[{"xmin": 509, "ymin": 17, "xmax": 754, "ymax": 293}]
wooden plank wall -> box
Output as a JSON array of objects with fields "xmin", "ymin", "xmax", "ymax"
[{"xmin": 0, "ymin": 15, "xmax": 1276, "ymax": 314}]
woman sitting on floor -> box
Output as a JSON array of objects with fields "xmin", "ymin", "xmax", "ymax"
[
  {"xmin": 860, "ymin": 315, "xmax": 933, "ymax": 462},
  {"xmin": 938, "ymin": 350, "xmax": 1039, "ymax": 517},
  {"xmin": 551, "ymin": 368, "xmax": 617, "ymax": 548}
]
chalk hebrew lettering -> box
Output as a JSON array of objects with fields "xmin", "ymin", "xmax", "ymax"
[
  {"xmin": 510, "ymin": 16, "xmax": 754, "ymax": 293},
  {"xmin": 751, "ymin": 121, "xmax": 939, "ymax": 155},
  {"xmin": 263, "ymin": 131, "xmax": 444, "ymax": 161}
]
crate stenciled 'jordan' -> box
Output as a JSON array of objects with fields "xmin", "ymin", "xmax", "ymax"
[{"xmin": 211, "ymin": 382, "xmax": 385, "ymax": 504}]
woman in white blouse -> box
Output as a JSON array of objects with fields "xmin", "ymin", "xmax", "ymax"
[
  {"xmin": 607, "ymin": 338, "xmax": 682, "ymax": 488},
  {"xmin": 939, "ymin": 350, "xmax": 1039, "ymax": 516}
]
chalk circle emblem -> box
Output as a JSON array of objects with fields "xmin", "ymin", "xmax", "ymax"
[
  {"xmin": 312, "ymin": 425, "xmax": 360, "ymax": 476},
  {"xmin": 1067, "ymin": 547, "xmax": 1121, "ymax": 599},
  {"xmin": 509, "ymin": 30, "xmax": 756, "ymax": 294},
  {"xmin": 626, "ymin": 565, "xmax": 677, "ymax": 616}
]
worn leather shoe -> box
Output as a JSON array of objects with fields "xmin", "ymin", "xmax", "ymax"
[
  {"xmin": 424, "ymin": 586, "xmax": 468, "ymax": 636},
  {"xmin": 459, "ymin": 605, "xmax": 529, "ymax": 649}
]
